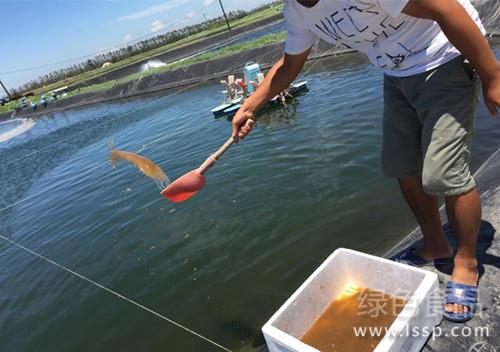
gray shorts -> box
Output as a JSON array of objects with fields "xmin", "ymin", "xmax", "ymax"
[{"xmin": 382, "ymin": 56, "xmax": 481, "ymax": 196}]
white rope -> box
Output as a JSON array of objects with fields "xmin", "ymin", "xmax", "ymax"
[
  {"xmin": 0, "ymin": 31, "xmax": 300, "ymax": 352},
  {"xmin": 3, "ymin": 44, "xmax": 285, "ymax": 170},
  {"xmin": 0, "ymin": 182, "xmax": 61, "ymax": 214},
  {"xmin": 0, "ymin": 43, "xmax": 306, "ymax": 218},
  {"xmin": 1, "ymin": 44, "xmax": 286, "ymax": 201},
  {"xmin": 0, "ymin": 162, "xmax": 107, "ymax": 214},
  {"xmin": 0, "ymin": 45, "xmax": 288, "ymax": 217},
  {"xmin": 0, "ymin": 234, "xmax": 232, "ymax": 352}
]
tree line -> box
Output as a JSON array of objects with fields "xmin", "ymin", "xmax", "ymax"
[{"xmin": 14, "ymin": 2, "xmax": 280, "ymax": 96}]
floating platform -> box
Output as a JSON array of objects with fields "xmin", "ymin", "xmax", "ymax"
[
  {"xmin": 210, "ymin": 97, "xmax": 244, "ymax": 117},
  {"xmin": 211, "ymin": 81, "xmax": 308, "ymax": 118}
]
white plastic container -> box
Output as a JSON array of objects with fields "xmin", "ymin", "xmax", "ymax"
[
  {"xmin": 243, "ymin": 62, "xmax": 261, "ymax": 93},
  {"xmin": 262, "ymin": 248, "xmax": 442, "ymax": 352},
  {"xmin": 257, "ymin": 72, "xmax": 265, "ymax": 84}
]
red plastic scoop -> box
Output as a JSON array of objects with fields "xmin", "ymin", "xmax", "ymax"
[
  {"xmin": 161, "ymin": 120, "xmax": 254, "ymax": 202},
  {"xmin": 160, "ymin": 169, "xmax": 206, "ymax": 202}
]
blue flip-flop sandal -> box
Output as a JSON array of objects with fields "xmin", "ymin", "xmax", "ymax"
[
  {"xmin": 444, "ymin": 281, "xmax": 478, "ymax": 323},
  {"xmin": 391, "ymin": 248, "xmax": 453, "ymax": 267}
]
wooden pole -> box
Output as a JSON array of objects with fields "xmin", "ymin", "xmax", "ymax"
[
  {"xmin": 218, "ymin": 0, "xmax": 231, "ymax": 31},
  {"xmin": 0, "ymin": 79, "xmax": 11, "ymax": 98}
]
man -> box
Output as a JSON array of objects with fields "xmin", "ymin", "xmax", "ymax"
[{"xmin": 231, "ymin": 0, "xmax": 500, "ymax": 322}]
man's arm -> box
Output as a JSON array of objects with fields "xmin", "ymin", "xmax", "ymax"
[
  {"xmin": 402, "ymin": 0, "xmax": 500, "ymax": 116},
  {"xmin": 232, "ymin": 49, "xmax": 310, "ymax": 139}
]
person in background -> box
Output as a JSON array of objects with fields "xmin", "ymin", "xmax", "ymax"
[{"xmin": 231, "ymin": 0, "xmax": 500, "ymax": 322}]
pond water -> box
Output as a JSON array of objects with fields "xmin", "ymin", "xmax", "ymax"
[{"xmin": 0, "ymin": 42, "xmax": 499, "ymax": 352}]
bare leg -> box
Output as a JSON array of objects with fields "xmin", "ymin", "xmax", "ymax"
[
  {"xmin": 398, "ymin": 176, "xmax": 453, "ymax": 259},
  {"xmin": 445, "ymin": 188, "xmax": 481, "ymax": 314}
]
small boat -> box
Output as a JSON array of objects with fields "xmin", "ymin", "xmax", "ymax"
[
  {"xmin": 268, "ymin": 81, "xmax": 308, "ymax": 106},
  {"xmin": 221, "ymin": 103, "xmax": 242, "ymax": 116},
  {"xmin": 221, "ymin": 81, "xmax": 308, "ymax": 118},
  {"xmin": 212, "ymin": 81, "xmax": 308, "ymax": 118},
  {"xmin": 211, "ymin": 63, "xmax": 308, "ymax": 118},
  {"xmin": 211, "ymin": 74, "xmax": 247, "ymax": 118},
  {"xmin": 211, "ymin": 97, "xmax": 243, "ymax": 117},
  {"xmin": 289, "ymin": 80, "xmax": 308, "ymax": 95}
]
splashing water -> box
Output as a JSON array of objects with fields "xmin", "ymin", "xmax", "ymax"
[
  {"xmin": 141, "ymin": 60, "xmax": 167, "ymax": 72},
  {"xmin": 0, "ymin": 118, "xmax": 37, "ymax": 143}
]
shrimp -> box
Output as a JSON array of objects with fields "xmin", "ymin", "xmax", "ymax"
[{"xmin": 109, "ymin": 141, "xmax": 171, "ymax": 188}]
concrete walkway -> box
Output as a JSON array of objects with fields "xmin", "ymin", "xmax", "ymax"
[{"xmin": 385, "ymin": 147, "xmax": 500, "ymax": 351}]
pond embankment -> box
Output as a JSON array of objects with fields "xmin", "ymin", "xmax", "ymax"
[
  {"xmin": 3, "ymin": 0, "xmax": 496, "ymax": 121},
  {"xmin": 71, "ymin": 13, "xmax": 285, "ymax": 88},
  {"xmin": 1, "ymin": 40, "xmax": 346, "ymax": 121},
  {"xmin": 386, "ymin": 147, "xmax": 500, "ymax": 350}
]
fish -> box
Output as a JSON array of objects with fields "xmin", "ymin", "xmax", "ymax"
[{"xmin": 109, "ymin": 141, "xmax": 171, "ymax": 188}]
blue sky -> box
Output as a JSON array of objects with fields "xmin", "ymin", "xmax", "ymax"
[{"xmin": 0, "ymin": 0, "xmax": 271, "ymax": 91}]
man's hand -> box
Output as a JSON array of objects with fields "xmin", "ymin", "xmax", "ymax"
[
  {"xmin": 229, "ymin": 50, "xmax": 310, "ymax": 141},
  {"xmin": 232, "ymin": 109, "xmax": 256, "ymax": 140},
  {"xmin": 483, "ymin": 64, "xmax": 500, "ymax": 117}
]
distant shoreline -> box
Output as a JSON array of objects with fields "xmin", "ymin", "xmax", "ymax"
[
  {"xmin": 0, "ymin": 41, "xmax": 350, "ymax": 121},
  {"xmin": 0, "ymin": 12, "xmax": 286, "ymax": 121},
  {"xmin": 4, "ymin": 34, "xmax": 499, "ymax": 121},
  {"xmin": 3, "ymin": 0, "xmax": 497, "ymax": 122}
]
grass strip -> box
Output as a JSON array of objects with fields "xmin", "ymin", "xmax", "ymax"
[
  {"xmin": 0, "ymin": 30, "xmax": 286, "ymax": 113},
  {"xmin": 28, "ymin": 4, "xmax": 283, "ymax": 97}
]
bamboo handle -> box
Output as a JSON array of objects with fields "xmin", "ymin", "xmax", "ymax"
[{"xmin": 197, "ymin": 119, "xmax": 255, "ymax": 174}]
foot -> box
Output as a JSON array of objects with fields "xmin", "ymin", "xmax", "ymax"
[
  {"xmin": 446, "ymin": 258, "xmax": 479, "ymax": 315},
  {"xmin": 412, "ymin": 243, "xmax": 453, "ymax": 261}
]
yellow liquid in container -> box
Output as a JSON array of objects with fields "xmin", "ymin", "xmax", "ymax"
[{"xmin": 301, "ymin": 286, "xmax": 407, "ymax": 352}]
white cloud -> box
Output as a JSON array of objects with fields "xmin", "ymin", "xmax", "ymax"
[
  {"xmin": 151, "ymin": 19, "xmax": 167, "ymax": 33},
  {"xmin": 225, "ymin": 0, "xmax": 270, "ymax": 11},
  {"xmin": 203, "ymin": 0, "xmax": 216, "ymax": 6},
  {"xmin": 187, "ymin": 11, "xmax": 196, "ymax": 18},
  {"xmin": 94, "ymin": 47, "xmax": 121, "ymax": 59},
  {"xmin": 124, "ymin": 34, "xmax": 133, "ymax": 42},
  {"xmin": 117, "ymin": 0, "xmax": 190, "ymax": 21}
]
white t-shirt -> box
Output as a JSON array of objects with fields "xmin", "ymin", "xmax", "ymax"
[{"xmin": 284, "ymin": 0, "xmax": 485, "ymax": 77}]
